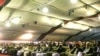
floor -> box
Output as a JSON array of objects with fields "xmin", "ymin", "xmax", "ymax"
[{"xmin": 0, "ymin": 54, "xmax": 10, "ymax": 56}]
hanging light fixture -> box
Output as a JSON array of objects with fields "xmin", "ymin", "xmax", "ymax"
[{"xmin": 68, "ymin": 9, "xmax": 74, "ymax": 16}]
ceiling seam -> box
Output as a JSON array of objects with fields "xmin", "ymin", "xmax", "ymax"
[{"xmin": 4, "ymin": 7, "xmax": 91, "ymax": 29}]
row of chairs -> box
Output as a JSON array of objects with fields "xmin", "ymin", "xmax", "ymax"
[{"xmin": 0, "ymin": 49, "xmax": 67, "ymax": 56}]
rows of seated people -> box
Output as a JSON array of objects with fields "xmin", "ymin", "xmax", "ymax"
[{"xmin": 0, "ymin": 40, "xmax": 100, "ymax": 56}]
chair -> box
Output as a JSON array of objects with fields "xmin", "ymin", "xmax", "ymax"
[
  {"xmin": 17, "ymin": 50, "xmax": 24, "ymax": 56},
  {"xmin": 52, "ymin": 53, "xmax": 60, "ymax": 56}
]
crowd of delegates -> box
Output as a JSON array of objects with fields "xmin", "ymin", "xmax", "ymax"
[{"xmin": 0, "ymin": 40, "xmax": 100, "ymax": 56}]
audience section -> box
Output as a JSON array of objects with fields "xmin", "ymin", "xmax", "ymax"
[{"xmin": 0, "ymin": 40, "xmax": 100, "ymax": 56}]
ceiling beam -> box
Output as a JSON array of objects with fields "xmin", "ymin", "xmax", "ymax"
[
  {"xmin": 79, "ymin": 0, "xmax": 100, "ymax": 12},
  {"xmin": 69, "ymin": 0, "xmax": 100, "ymax": 11},
  {"xmin": 90, "ymin": 34, "xmax": 100, "ymax": 40},
  {"xmin": 5, "ymin": 7, "xmax": 92, "ymax": 28},
  {"xmin": 77, "ymin": 26, "xmax": 100, "ymax": 41},
  {"xmin": 81, "ymin": 31, "xmax": 100, "ymax": 41},
  {"xmin": 37, "ymin": 23, "xmax": 62, "ymax": 41},
  {"xmin": 64, "ymin": 28, "xmax": 90, "ymax": 41},
  {"xmin": 80, "ymin": 33, "xmax": 95, "ymax": 41}
]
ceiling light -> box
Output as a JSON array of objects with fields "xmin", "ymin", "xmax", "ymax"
[
  {"xmin": 11, "ymin": 17, "xmax": 21, "ymax": 24},
  {"xmin": 70, "ymin": 0, "xmax": 78, "ymax": 4},
  {"xmin": 5, "ymin": 21, "xmax": 11, "ymax": 27},
  {"xmin": 42, "ymin": 7, "xmax": 48, "ymax": 13}
]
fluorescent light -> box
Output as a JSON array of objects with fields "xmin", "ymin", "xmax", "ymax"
[{"xmin": 42, "ymin": 7, "xmax": 48, "ymax": 13}]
